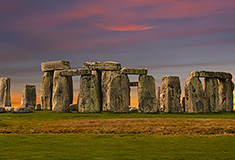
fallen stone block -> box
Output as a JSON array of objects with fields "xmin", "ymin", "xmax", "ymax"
[
  {"xmin": 0, "ymin": 107, "xmax": 6, "ymax": 113},
  {"xmin": 4, "ymin": 107, "xmax": 14, "ymax": 112},
  {"xmin": 69, "ymin": 104, "xmax": 78, "ymax": 111},
  {"xmin": 40, "ymin": 71, "xmax": 53, "ymax": 110},
  {"xmin": 41, "ymin": 60, "xmax": 70, "ymax": 72},
  {"xmin": 129, "ymin": 106, "xmax": 138, "ymax": 113},
  {"xmin": 83, "ymin": 61, "xmax": 121, "ymax": 71},
  {"xmin": 0, "ymin": 77, "xmax": 11, "ymax": 107},
  {"xmin": 60, "ymin": 69, "xmax": 92, "ymax": 76},
  {"xmin": 121, "ymin": 67, "xmax": 147, "ymax": 75},
  {"xmin": 14, "ymin": 107, "xmax": 32, "ymax": 113},
  {"xmin": 138, "ymin": 75, "xmax": 157, "ymax": 113},
  {"xmin": 160, "ymin": 76, "xmax": 181, "ymax": 113},
  {"xmin": 21, "ymin": 85, "xmax": 36, "ymax": 110},
  {"xmin": 130, "ymin": 81, "xmax": 138, "ymax": 87},
  {"xmin": 35, "ymin": 104, "xmax": 41, "ymax": 110}
]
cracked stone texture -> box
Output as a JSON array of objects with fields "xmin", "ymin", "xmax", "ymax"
[
  {"xmin": 160, "ymin": 76, "xmax": 181, "ymax": 113},
  {"xmin": 138, "ymin": 75, "xmax": 157, "ymax": 113},
  {"xmin": 78, "ymin": 74, "xmax": 101, "ymax": 113}
]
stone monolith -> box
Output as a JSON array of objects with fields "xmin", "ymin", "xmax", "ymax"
[
  {"xmin": 160, "ymin": 76, "xmax": 181, "ymax": 113},
  {"xmin": 101, "ymin": 71, "xmax": 120, "ymax": 111},
  {"xmin": 0, "ymin": 77, "xmax": 11, "ymax": 107},
  {"xmin": 108, "ymin": 74, "xmax": 130, "ymax": 113},
  {"xmin": 52, "ymin": 71, "xmax": 73, "ymax": 112},
  {"xmin": 218, "ymin": 79, "xmax": 234, "ymax": 112},
  {"xmin": 21, "ymin": 85, "xmax": 36, "ymax": 110},
  {"xmin": 138, "ymin": 75, "xmax": 157, "ymax": 113},
  {"xmin": 78, "ymin": 74, "xmax": 100, "ymax": 112},
  {"xmin": 184, "ymin": 77, "xmax": 206, "ymax": 113},
  {"xmin": 40, "ymin": 71, "xmax": 53, "ymax": 110},
  {"xmin": 204, "ymin": 78, "xmax": 219, "ymax": 112}
]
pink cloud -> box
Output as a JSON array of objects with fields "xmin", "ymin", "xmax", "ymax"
[{"xmin": 93, "ymin": 23, "xmax": 155, "ymax": 31}]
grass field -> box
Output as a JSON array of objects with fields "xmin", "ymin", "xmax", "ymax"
[{"xmin": 0, "ymin": 111, "xmax": 235, "ymax": 159}]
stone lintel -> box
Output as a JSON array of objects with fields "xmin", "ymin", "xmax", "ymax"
[
  {"xmin": 41, "ymin": 60, "xmax": 70, "ymax": 72},
  {"xmin": 130, "ymin": 81, "xmax": 138, "ymax": 87},
  {"xmin": 190, "ymin": 71, "xmax": 232, "ymax": 80},
  {"xmin": 83, "ymin": 61, "xmax": 121, "ymax": 71},
  {"xmin": 60, "ymin": 69, "xmax": 92, "ymax": 76},
  {"xmin": 121, "ymin": 67, "xmax": 147, "ymax": 75}
]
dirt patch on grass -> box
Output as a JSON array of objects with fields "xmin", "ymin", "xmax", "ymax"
[{"xmin": 1, "ymin": 118, "xmax": 235, "ymax": 135}]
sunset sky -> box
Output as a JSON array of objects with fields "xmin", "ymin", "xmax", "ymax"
[{"xmin": 1, "ymin": 0, "xmax": 235, "ymax": 106}]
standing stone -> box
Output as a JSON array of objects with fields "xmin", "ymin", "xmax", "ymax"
[
  {"xmin": 0, "ymin": 77, "xmax": 11, "ymax": 107},
  {"xmin": 40, "ymin": 72, "xmax": 53, "ymax": 110},
  {"xmin": 138, "ymin": 75, "xmax": 157, "ymax": 113},
  {"xmin": 101, "ymin": 71, "xmax": 120, "ymax": 111},
  {"xmin": 184, "ymin": 77, "xmax": 206, "ymax": 113},
  {"xmin": 52, "ymin": 71, "xmax": 73, "ymax": 112},
  {"xmin": 92, "ymin": 70, "xmax": 102, "ymax": 110},
  {"xmin": 219, "ymin": 79, "xmax": 234, "ymax": 112},
  {"xmin": 78, "ymin": 75, "xmax": 100, "ymax": 112},
  {"xmin": 160, "ymin": 76, "xmax": 181, "ymax": 113},
  {"xmin": 108, "ymin": 74, "xmax": 130, "ymax": 113},
  {"xmin": 21, "ymin": 85, "xmax": 36, "ymax": 110},
  {"xmin": 204, "ymin": 78, "xmax": 219, "ymax": 112}
]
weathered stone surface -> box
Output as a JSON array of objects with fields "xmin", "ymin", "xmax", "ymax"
[
  {"xmin": 101, "ymin": 71, "xmax": 120, "ymax": 111},
  {"xmin": 60, "ymin": 69, "xmax": 92, "ymax": 76},
  {"xmin": 129, "ymin": 106, "xmax": 138, "ymax": 113},
  {"xmin": 78, "ymin": 75, "xmax": 100, "ymax": 112},
  {"xmin": 40, "ymin": 72, "xmax": 53, "ymax": 110},
  {"xmin": 130, "ymin": 81, "xmax": 138, "ymax": 87},
  {"xmin": 0, "ymin": 77, "xmax": 11, "ymax": 107},
  {"xmin": 35, "ymin": 104, "xmax": 41, "ymax": 110},
  {"xmin": 185, "ymin": 77, "xmax": 206, "ymax": 113},
  {"xmin": 138, "ymin": 75, "xmax": 157, "ymax": 113},
  {"xmin": 41, "ymin": 60, "xmax": 70, "ymax": 72},
  {"xmin": 14, "ymin": 107, "xmax": 32, "ymax": 113},
  {"xmin": 4, "ymin": 107, "xmax": 14, "ymax": 112},
  {"xmin": 0, "ymin": 107, "xmax": 6, "ymax": 113},
  {"xmin": 52, "ymin": 71, "xmax": 73, "ymax": 112},
  {"xmin": 219, "ymin": 79, "xmax": 234, "ymax": 112},
  {"xmin": 108, "ymin": 74, "xmax": 130, "ymax": 113},
  {"xmin": 190, "ymin": 71, "xmax": 232, "ymax": 80},
  {"xmin": 69, "ymin": 104, "xmax": 78, "ymax": 111},
  {"xmin": 91, "ymin": 70, "xmax": 102, "ymax": 111},
  {"xmin": 121, "ymin": 67, "xmax": 147, "ymax": 75},
  {"xmin": 204, "ymin": 78, "xmax": 219, "ymax": 112},
  {"xmin": 160, "ymin": 76, "xmax": 181, "ymax": 113},
  {"xmin": 83, "ymin": 61, "xmax": 121, "ymax": 71},
  {"xmin": 21, "ymin": 85, "xmax": 36, "ymax": 110}
]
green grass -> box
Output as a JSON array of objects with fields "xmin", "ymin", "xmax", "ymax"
[
  {"xmin": 1, "ymin": 111, "xmax": 235, "ymax": 121},
  {"xmin": 0, "ymin": 134, "xmax": 234, "ymax": 160},
  {"xmin": 0, "ymin": 111, "xmax": 235, "ymax": 159}
]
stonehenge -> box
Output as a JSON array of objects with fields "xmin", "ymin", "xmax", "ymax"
[
  {"xmin": 185, "ymin": 71, "xmax": 234, "ymax": 113},
  {"xmin": 0, "ymin": 60, "xmax": 234, "ymax": 114}
]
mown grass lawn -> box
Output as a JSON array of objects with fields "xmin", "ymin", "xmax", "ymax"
[{"xmin": 0, "ymin": 111, "xmax": 234, "ymax": 160}]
